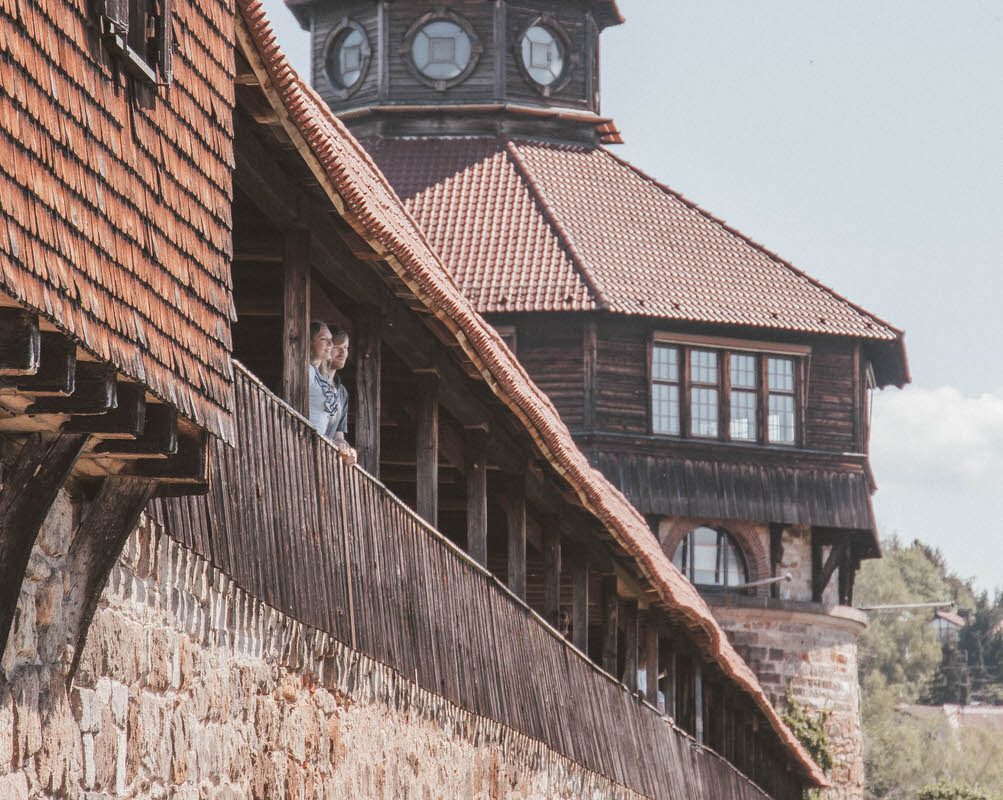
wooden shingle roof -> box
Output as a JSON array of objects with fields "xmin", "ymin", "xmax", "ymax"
[{"xmin": 0, "ymin": 0, "xmax": 236, "ymax": 441}]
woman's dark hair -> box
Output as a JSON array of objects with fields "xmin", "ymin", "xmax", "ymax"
[{"xmin": 310, "ymin": 320, "xmax": 349, "ymax": 343}]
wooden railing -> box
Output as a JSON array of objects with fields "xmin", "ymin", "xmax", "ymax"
[{"xmin": 153, "ymin": 363, "xmax": 795, "ymax": 800}]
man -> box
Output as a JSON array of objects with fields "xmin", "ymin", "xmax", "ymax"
[{"xmin": 307, "ymin": 321, "xmax": 357, "ymax": 465}]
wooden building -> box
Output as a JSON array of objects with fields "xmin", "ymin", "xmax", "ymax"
[{"xmin": 0, "ymin": 0, "xmax": 829, "ymax": 797}]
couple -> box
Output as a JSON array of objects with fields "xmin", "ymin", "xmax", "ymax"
[{"xmin": 308, "ymin": 320, "xmax": 357, "ymax": 466}]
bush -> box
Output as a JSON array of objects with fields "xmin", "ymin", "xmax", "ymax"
[
  {"xmin": 917, "ymin": 782, "xmax": 990, "ymax": 800},
  {"xmin": 782, "ymin": 694, "xmax": 833, "ymax": 774}
]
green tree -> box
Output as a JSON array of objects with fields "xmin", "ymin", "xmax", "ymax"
[{"xmin": 917, "ymin": 783, "xmax": 990, "ymax": 800}]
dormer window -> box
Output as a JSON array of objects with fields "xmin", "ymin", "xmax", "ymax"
[
  {"xmin": 404, "ymin": 12, "xmax": 482, "ymax": 90},
  {"xmin": 650, "ymin": 336, "xmax": 805, "ymax": 446},
  {"xmin": 96, "ymin": 0, "xmax": 173, "ymax": 85}
]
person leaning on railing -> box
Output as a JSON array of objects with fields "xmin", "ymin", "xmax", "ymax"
[{"xmin": 307, "ymin": 320, "xmax": 358, "ymax": 466}]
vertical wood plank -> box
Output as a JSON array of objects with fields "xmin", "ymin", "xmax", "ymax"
[
  {"xmin": 542, "ymin": 516, "xmax": 561, "ymax": 628},
  {"xmin": 643, "ymin": 615, "xmax": 659, "ymax": 707},
  {"xmin": 572, "ymin": 550, "xmax": 589, "ymax": 653},
  {"xmin": 281, "ymin": 227, "xmax": 311, "ymax": 417},
  {"xmin": 769, "ymin": 523, "xmax": 784, "ymax": 599},
  {"xmin": 811, "ymin": 532, "xmax": 824, "ymax": 602},
  {"xmin": 505, "ymin": 474, "xmax": 527, "ymax": 600},
  {"xmin": 353, "ymin": 306, "xmax": 382, "ymax": 476},
  {"xmin": 465, "ymin": 427, "xmax": 489, "ymax": 566},
  {"xmin": 583, "ymin": 319, "xmax": 597, "ymax": 431},
  {"xmin": 622, "ymin": 598, "xmax": 639, "ymax": 692},
  {"xmin": 693, "ymin": 655, "xmax": 705, "ymax": 745},
  {"xmin": 601, "ymin": 575, "xmax": 619, "ymax": 675},
  {"xmin": 415, "ymin": 371, "xmax": 439, "ymax": 526}
]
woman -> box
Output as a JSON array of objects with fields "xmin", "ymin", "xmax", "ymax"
[{"xmin": 307, "ymin": 320, "xmax": 357, "ymax": 466}]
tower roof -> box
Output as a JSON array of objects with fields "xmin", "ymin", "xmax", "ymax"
[{"xmin": 366, "ymin": 135, "xmax": 909, "ymax": 386}]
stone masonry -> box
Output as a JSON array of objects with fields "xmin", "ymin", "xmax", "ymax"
[{"xmin": 0, "ymin": 491, "xmax": 649, "ymax": 800}]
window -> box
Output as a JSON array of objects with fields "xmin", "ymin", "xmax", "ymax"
[
  {"xmin": 324, "ymin": 20, "xmax": 371, "ymax": 98},
  {"xmin": 650, "ymin": 338, "xmax": 803, "ymax": 445},
  {"xmin": 672, "ymin": 527, "xmax": 748, "ymax": 588},
  {"xmin": 404, "ymin": 12, "xmax": 482, "ymax": 90},
  {"xmin": 651, "ymin": 344, "xmax": 680, "ymax": 435},
  {"xmin": 519, "ymin": 22, "xmax": 569, "ymax": 92},
  {"xmin": 97, "ymin": 0, "xmax": 173, "ymax": 84}
]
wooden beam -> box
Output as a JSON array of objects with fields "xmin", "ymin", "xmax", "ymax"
[
  {"xmin": 0, "ymin": 332, "xmax": 75, "ymax": 395},
  {"xmin": 465, "ymin": 427, "xmax": 488, "ymax": 566},
  {"xmin": 571, "ymin": 549, "xmax": 589, "ymax": 654},
  {"xmin": 542, "ymin": 516, "xmax": 561, "ymax": 628},
  {"xmin": 415, "ymin": 371, "xmax": 439, "ymax": 526},
  {"xmin": 505, "ymin": 473, "xmax": 527, "ymax": 600},
  {"xmin": 0, "ymin": 308, "xmax": 40, "ymax": 375},
  {"xmin": 600, "ymin": 574, "xmax": 619, "ymax": 675},
  {"xmin": 63, "ymin": 476, "xmax": 158, "ymax": 682},
  {"xmin": 353, "ymin": 306, "xmax": 382, "ymax": 476},
  {"xmin": 694, "ymin": 655, "xmax": 705, "ymax": 745},
  {"xmin": 583, "ymin": 319, "xmax": 597, "ymax": 431},
  {"xmin": 769, "ymin": 523, "xmax": 784, "ymax": 599},
  {"xmin": 817, "ymin": 542, "xmax": 844, "ymax": 602},
  {"xmin": 643, "ymin": 613, "xmax": 660, "ymax": 707},
  {"xmin": 0, "ymin": 433, "xmax": 88, "ymax": 660},
  {"xmin": 122, "ymin": 425, "xmax": 206, "ymax": 484},
  {"xmin": 667, "ymin": 644, "xmax": 678, "ymax": 720},
  {"xmin": 838, "ymin": 546, "xmax": 856, "ymax": 606},
  {"xmin": 811, "ymin": 533, "xmax": 825, "ymax": 603},
  {"xmin": 66, "ymin": 383, "xmax": 146, "ymax": 440},
  {"xmin": 282, "ymin": 228, "xmax": 311, "ymax": 417},
  {"xmin": 622, "ymin": 597, "xmax": 638, "ymax": 692},
  {"xmin": 28, "ymin": 362, "xmax": 116, "ymax": 415},
  {"xmin": 89, "ymin": 401, "xmax": 175, "ymax": 456}
]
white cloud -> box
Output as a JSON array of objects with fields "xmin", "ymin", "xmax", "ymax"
[{"xmin": 870, "ymin": 387, "xmax": 1003, "ymax": 591}]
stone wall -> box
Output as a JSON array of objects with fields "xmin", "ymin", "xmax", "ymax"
[
  {"xmin": 0, "ymin": 492, "xmax": 649, "ymax": 800},
  {"xmin": 710, "ymin": 604, "xmax": 866, "ymax": 800}
]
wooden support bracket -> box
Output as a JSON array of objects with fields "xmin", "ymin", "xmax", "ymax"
[
  {"xmin": 0, "ymin": 432, "xmax": 88, "ymax": 662},
  {"xmin": 0, "ymin": 308, "xmax": 40, "ymax": 376},
  {"xmin": 28, "ymin": 362, "xmax": 116, "ymax": 416},
  {"xmin": 0, "ymin": 332, "xmax": 75, "ymax": 396},
  {"xmin": 63, "ymin": 476, "xmax": 158, "ymax": 683},
  {"xmin": 89, "ymin": 399, "xmax": 175, "ymax": 456}
]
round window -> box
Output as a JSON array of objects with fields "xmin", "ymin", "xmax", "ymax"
[
  {"xmin": 410, "ymin": 19, "xmax": 473, "ymax": 81},
  {"xmin": 520, "ymin": 24, "xmax": 565, "ymax": 88},
  {"xmin": 324, "ymin": 20, "xmax": 371, "ymax": 97}
]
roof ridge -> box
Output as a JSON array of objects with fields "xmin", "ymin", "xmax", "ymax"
[
  {"xmin": 502, "ymin": 137, "xmax": 611, "ymax": 311},
  {"xmin": 599, "ymin": 146, "xmax": 905, "ymax": 341}
]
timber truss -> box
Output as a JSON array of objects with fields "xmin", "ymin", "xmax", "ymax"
[{"xmin": 0, "ymin": 303, "xmax": 208, "ymax": 680}]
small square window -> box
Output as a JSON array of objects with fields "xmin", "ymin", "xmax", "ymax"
[{"xmin": 428, "ymin": 36, "xmax": 456, "ymax": 64}]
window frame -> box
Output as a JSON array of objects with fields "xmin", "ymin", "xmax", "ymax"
[
  {"xmin": 648, "ymin": 333, "xmax": 808, "ymax": 447},
  {"xmin": 97, "ymin": 0, "xmax": 173, "ymax": 86},
  {"xmin": 672, "ymin": 526, "xmax": 750, "ymax": 590}
]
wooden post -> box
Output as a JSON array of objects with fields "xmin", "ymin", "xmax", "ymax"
[
  {"xmin": 505, "ymin": 474, "xmax": 527, "ymax": 600},
  {"xmin": 282, "ymin": 227, "xmax": 311, "ymax": 417},
  {"xmin": 622, "ymin": 598, "xmax": 638, "ymax": 692},
  {"xmin": 415, "ymin": 371, "xmax": 439, "ymax": 527},
  {"xmin": 668, "ymin": 645, "xmax": 678, "ymax": 719},
  {"xmin": 0, "ymin": 433, "xmax": 88, "ymax": 659},
  {"xmin": 583, "ymin": 319, "xmax": 597, "ymax": 431},
  {"xmin": 353, "ymin": 306, "xmax": 382, "ymax": 476},
  {"xmin": 572, "ymin": 550, "xmax": 589, "ymax": 653},
  {"xmin": 600, "ymin": 575, "xmax": 619, "ymax": 675},
  {"xmin": 465, "ymin": 427, "xmax": 488, "ymax": 566},
  {"xmin": 693, "ymin": 655, "xmax": 704, "ymax": 745},
  {"xmin": 542, "ymin": 516, "xmax": 561, "ymax": 628},
  {"xmin": 769, "ymin": 523, "xmax": 784, "ymax": 599},
  {"xmin": 643, "ymin": 614, "xmax": 660, "ymax": 707},
  {"xmin": 811, "ymin": 532, "xmax": 824, "ymax": 602}
]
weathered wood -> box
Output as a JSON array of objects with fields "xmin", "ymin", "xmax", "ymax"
[
  {"xmin": 28, "ymin": 362, "xmax": 116, "ymax": 415},
  {"xmin": 838, "ymin": 546, "xmax": 855, "ymax": 606},
  {"xmin": 505, "ymin": 473, "xmax": 527, "ymax": 600},
  {"xmin": 465, "ymin": 427, "xmax": 488, "ymax": 566},
  {"xmin": 0, "ymin": 332, "xmax": 75, "ymax": 395},
  {"xmin": 601, "ymin": 574, "xmax": 619, "ymax": 675},
  {"xmin": 67, "ymin": 383, "xmax": 147, "ymax": 440},
  {"xmin": 415, "ymin": 371, "xmax": 439, "ymax": 526},
  {"xmin": 769, "ymin": 523, "xmax": 784, "ymax": 599},
  {"xmin": 353, "ymin": 306, "xmax": 382, "ymax": 476},
  {"xmin": 622, "ymin": 597, "xmax": 639, "ymax": 692},
  {"xmin": 644, "ymin": 615, "xmax": 660, "ymax": 707},
  {"xmin": 572, "ymin": 550, "xmax": 589, "ymax": 653},
  {"xmin": 0, "ymin": 308, "xmax": 40, "ymax": 376},
  {"xmin": 668, "ymin": 645, "xmax": 678, "ymax": 719},
  {"xmin": 63, "ymin": 476, "xmax": 158, "ymax": 682},
  {"xmin": 811, "ymin": 535, "xmax": 825, "ymax": 602},
  {"xmin": 281, "ymin": 227, "xmax": 311, "ymax": 417},
  {"xmin": 542, "ymin": 517, "xmax": 561, "ymax": 628},
  {"xmin": 123, "ymin": 425, "xmax": 206, "ymax": 483},
  {"xmin": 816, "ymin": 541, "xmax": 844, "ymax": 602},
  {"xmin": 583, "ymin": 318, "xmax": 597, "ymax": 430},
  {"xmin": 0, "ymin": 433, "xmax": 88, "ymax": 660},
  {"xmin": 694, "ymin": 655, "xmax": 705, "ymax": 745}
]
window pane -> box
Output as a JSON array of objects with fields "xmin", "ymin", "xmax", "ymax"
[
  {"xmin": 652, "ymin": 383, "xmax": 680, "ymax": 435},
  {"xmin": 768, "ymin": 357, "xmax": 794, "ymax": 392},
  {"xmin": 690, "ymin": 527, "xmax": 719, "ymax": 585},
  {"xmin": 690, "ymin": 349, "xmax": 718, "ymax": 384},
  {"xmin": 724, "ymin": 539, "xmax": 748, "ymax": 586},
  {"xmin": 652, "ymin": 344, "xmax": 678, "ymax": 382},
  {"xmin": 691, "ymin": 387, "xmax": 718, "ymax": 437},
  {"xmin": 730, "ymin": 353, "xmax": 757, "ymax": 389},
  {"xmin": 672, "ymin": 539, "xmax": 686, "ymax": 573},
  {"xmin": 768, "ymin": 394, "xmax": 796, "ymax": 443},
  {"xmin": 730, "ymin": 389, "xmax": 757, "ymax": 441}
]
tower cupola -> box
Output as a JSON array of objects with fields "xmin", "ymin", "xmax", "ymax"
[{"xmin": 285, "ymin": 0, "xmax": 624, "ymax": 143}]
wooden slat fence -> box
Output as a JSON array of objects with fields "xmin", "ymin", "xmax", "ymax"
[{"xmin": 152, "ymin": 363, "xmax": 791, "ymax": 800}]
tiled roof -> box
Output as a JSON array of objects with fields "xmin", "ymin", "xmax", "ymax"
[
  {"xmin": 367, "ymin": 136, "xmax": 904, "ymax": 344},
  {"xmin": 238, "ymin": 0, "xmax": 826, "ymax": 785},
  {"xmin": 0, "ymin": 0, "xmax": 235, "ymax": 441}
]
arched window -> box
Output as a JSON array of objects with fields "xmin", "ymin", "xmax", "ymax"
[{"xmin": 672, "ymin": 527, "xmax": 748, "ymax": 588}]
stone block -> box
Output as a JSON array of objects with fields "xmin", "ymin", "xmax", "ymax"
[{"xmin": 0, "ymin": 771, "xmax": 29, "ymax": 800}]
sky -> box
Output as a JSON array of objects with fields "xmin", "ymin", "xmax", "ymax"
[{"xmin": 261, "ymin": 0, "xmax": 1003, "ymax": 592}]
